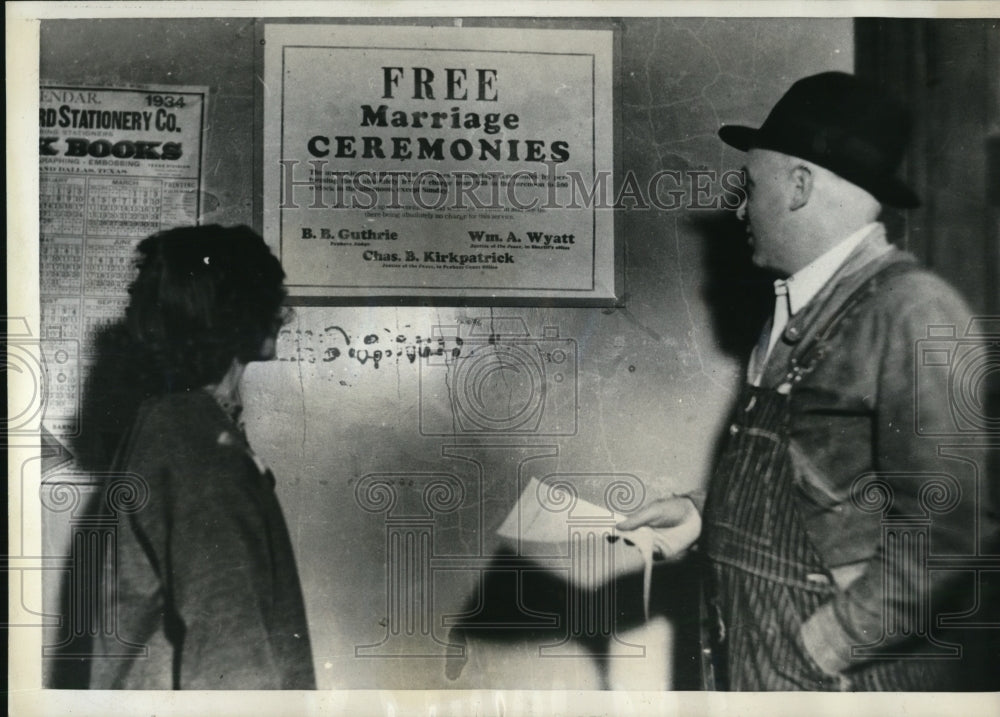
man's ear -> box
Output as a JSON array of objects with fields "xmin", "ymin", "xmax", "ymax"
[{"xmin": 788, "ymin": 164, "xmax": 813, "ymax": 211}]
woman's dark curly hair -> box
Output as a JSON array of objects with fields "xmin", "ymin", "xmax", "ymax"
[{"xmin": 126, "ymin": 224, "xmax": 288, "ymax": 392}]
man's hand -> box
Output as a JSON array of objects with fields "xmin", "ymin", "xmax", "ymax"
[{"xmin": 616, "ymin": 496, "xmax": 703, "ymax": 559}]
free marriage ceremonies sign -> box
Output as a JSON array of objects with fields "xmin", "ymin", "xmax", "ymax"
[{"xmin": 262, "ymin": 23, "xmax": 617, "ymax": 304}]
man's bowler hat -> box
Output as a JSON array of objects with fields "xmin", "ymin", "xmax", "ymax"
[{"xmin": 718, "ymin": 72, "xmax": 920, "ymax": 208}]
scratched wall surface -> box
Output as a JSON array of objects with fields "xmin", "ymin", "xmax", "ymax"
[{"xmin": 41, "ymin": 17, "xmax": 852, "ymax": 690}]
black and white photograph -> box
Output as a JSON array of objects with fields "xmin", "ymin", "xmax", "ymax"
[{"xmin": 6, "ymin": 2, "xmax": 1000, "ymax": 715}]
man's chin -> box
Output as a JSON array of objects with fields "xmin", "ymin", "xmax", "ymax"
[{"xmin": 749, "ymin": 252, "xmax": 782, "ymax": 275}]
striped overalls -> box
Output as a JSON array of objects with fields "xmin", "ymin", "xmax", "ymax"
[{"xmin": 701, "ymin": 254, "xmax": 964, "ymax": 690}]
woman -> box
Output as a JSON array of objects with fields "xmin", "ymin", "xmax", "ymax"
[{"xmin": 88, "ymin": 225, "xmax": 315, "ymax": 689}]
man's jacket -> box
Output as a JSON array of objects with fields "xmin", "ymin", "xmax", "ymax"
[{"xmin": 752, "ymin": 223, "xmax": 992, "ymax": 681}]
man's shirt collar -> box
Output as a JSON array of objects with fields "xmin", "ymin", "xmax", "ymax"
[{"xmin": 779, "ymin": 222, "xmax": 879, "ymax": 315}]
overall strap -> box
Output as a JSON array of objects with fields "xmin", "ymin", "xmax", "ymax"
[{"xmin": 786, "ymin": 252, "xmax": 920, "ymax": 380}]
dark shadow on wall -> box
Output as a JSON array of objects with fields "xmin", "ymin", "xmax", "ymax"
[
  {"xmin": 443, "ymin": 547, "xmax": 703, "ymax": 690},
  {"xmin": 72, "ymin": 321, "xmax": 157, "ymax": 475},
  {"xmin": 46, "ymin": 321, "xmax": 156, "ymax": 689},
  {"xmin": 691, "ymin": 208, "xmax": 775, "ymax": 365},
  {"xmin": 691, "ymin": 207, "xmax": 775, "ymax": 478},
  {"xmin": 439, "ymin": 211, "xmax": 773, "ymax": 690}
]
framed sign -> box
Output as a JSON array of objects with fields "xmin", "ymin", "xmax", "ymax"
[{"xmin": 261, "ymin": 23, "xmax": 618, "ymax": 304}]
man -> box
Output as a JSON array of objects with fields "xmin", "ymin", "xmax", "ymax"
[{"xmin": 620, "ymin": 72, "xmax": 991, "ymax": 690}]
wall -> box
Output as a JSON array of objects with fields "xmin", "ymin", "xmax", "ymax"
[{"xmin": 41, "ymin": 17, "xmax": 853, "ymax": 690}]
